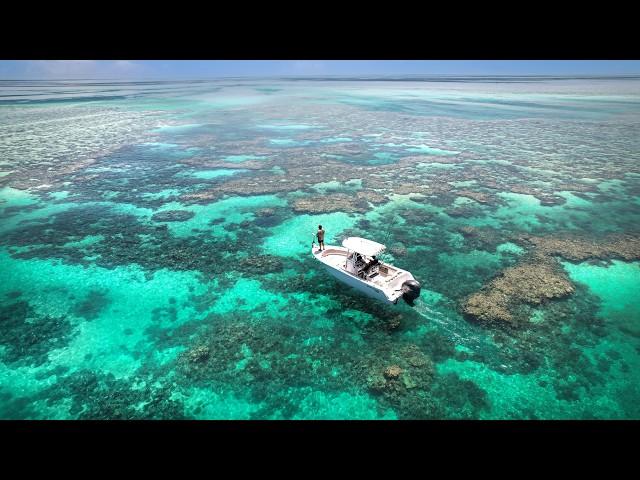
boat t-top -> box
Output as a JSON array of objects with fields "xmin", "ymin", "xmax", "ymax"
[{"xmin": 312, "ymin": 236, "xmax": 421, "ymax": 305}]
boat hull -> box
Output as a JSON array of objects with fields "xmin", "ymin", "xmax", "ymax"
[
  {"xmin": 322, "ymin": 263, "xmax": 397, "ymax": 304},
  {"xmin": 311, "ymin": 246, "xmax": 402, "ymax": 304}
]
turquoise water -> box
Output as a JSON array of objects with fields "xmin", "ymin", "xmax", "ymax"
[
  {"xmin": 1, "ymin": 77, "xmax": 639, "ymax": 419},
  {"xmin": 223, "ymin": 155, "xmax": 269, "ymax": 163},
  {"xmin": 186, "ymin": 169, "xmax": 248, "ymax": 180}
]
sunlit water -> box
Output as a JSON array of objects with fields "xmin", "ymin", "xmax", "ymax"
[{"xmin": 1, "ymin": 77, "xmax": 639, "ymax": 419}]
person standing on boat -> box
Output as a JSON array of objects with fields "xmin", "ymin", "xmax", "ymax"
[{"xmin": 317, "ymin": 225, "xmax": 325, "ymax": 251}]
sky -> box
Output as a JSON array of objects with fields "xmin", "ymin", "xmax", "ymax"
[{"xmin": 1, "ymin": 60, "xmax": 639, "ymax": 80}]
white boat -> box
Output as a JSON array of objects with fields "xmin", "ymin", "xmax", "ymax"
[{"xmin": 312, "ymin": 236, "xmax": 421, "ymax": 305}]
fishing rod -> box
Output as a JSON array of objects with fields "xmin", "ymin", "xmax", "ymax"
[{"xmin": 379, "ymin": 213, "xmax": 397, "ymax": 262}]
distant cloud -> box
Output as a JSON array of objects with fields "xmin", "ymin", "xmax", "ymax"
[
  {"xmin": 289, "ymin": 61, "xmax": 327, "ymax": 75},
  {"xmin": 23, "ymin": 60, "xmax": 146, "ymax": 79}
]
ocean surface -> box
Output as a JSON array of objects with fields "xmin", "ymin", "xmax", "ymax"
[{"xmin": 1, "ymin": 76, "xmax": 639, "ymax": 419}]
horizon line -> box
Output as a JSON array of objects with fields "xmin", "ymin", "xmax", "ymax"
[{"xmin": 3, "ymin": 73, "xmax": 640, "ymax": 82}]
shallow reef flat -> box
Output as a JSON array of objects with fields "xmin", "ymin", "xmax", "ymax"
[{"xmin": 1, "ymin": 78, "xmax": 640, "ymax": 419}]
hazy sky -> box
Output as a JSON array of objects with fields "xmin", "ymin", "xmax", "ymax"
[{"xmin": 1, "ymin": 60, "xmax": 639, "ymax": 79}]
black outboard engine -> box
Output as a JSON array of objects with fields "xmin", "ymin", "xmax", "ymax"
[{"xmin": 401, "ymin": 279, "xmax": 421, "ymax": 305}]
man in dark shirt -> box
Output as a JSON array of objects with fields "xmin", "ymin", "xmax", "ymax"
[
  {"xmin": 363, "ymin": 255, "xmax": 379, "ymax": 275},
  {"xmin": 317, "ymin": 225, "xmax": 325, "ymax": 251}
]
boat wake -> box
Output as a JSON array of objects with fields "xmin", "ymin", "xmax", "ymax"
[{"xmin": 413, "ymin": 301, "xmax": 485, "ymax": 353}]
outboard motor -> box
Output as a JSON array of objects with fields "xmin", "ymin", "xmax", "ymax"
[{"xmin": 401, "ymin": 279, "xmax": 421, "ymax": 305}]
